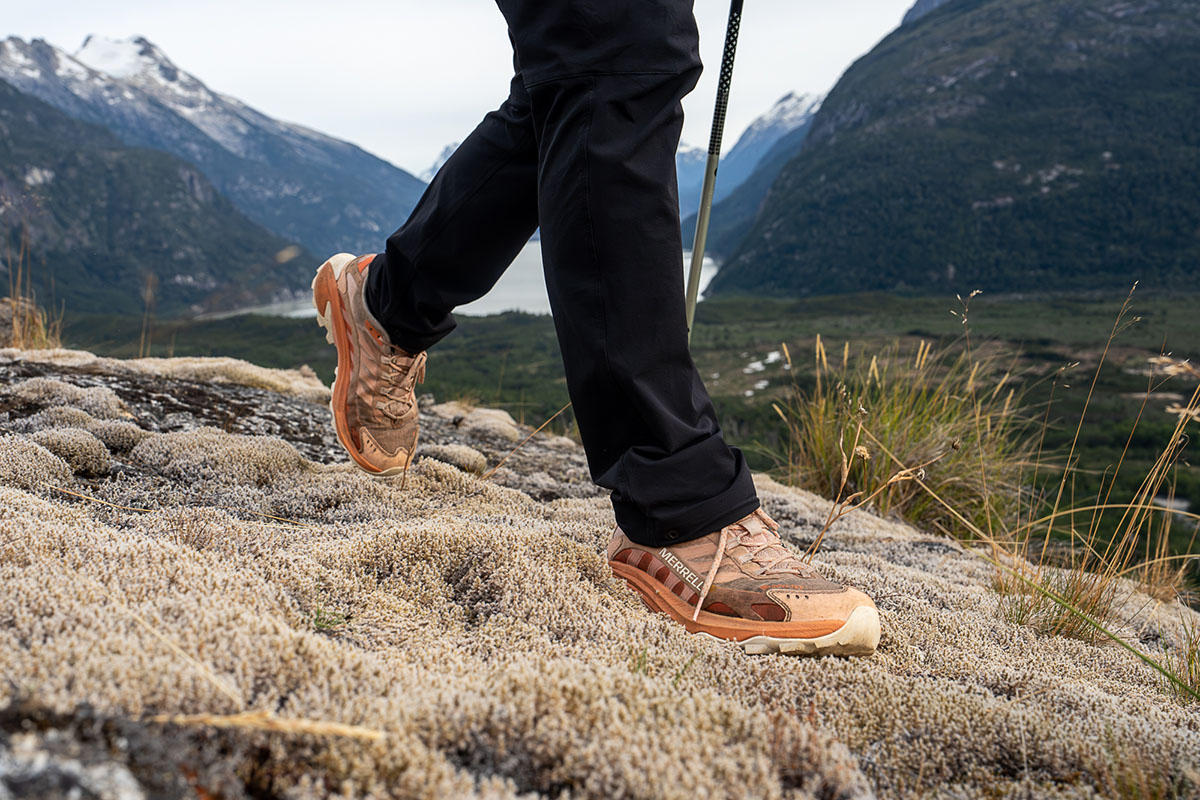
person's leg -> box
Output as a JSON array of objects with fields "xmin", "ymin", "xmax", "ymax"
[
  {"xmin": 498, "ymin": 0, "xmax": 760, "ymax": 547},
  {"xmin": 364, "ymin": 69, "xmax": 539, "ymax": 355}
]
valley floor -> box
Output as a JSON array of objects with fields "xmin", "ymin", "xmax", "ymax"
[{"xmin": 0, "ymin": 348, "xmax": 1196, "ymax": 799}]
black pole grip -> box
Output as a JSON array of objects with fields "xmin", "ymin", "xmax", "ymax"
[{"xmin": 708, "ymin": 0, "xmax": 744, "ymax": 158}]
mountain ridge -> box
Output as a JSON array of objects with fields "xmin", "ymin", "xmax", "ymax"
[
  {"xmin": 708, "ymin": 0, "xmax": 1200, "ymax": 298},
  {"xmin": 0, "ymin": 78, "xmax": 314, "ymax": 317},
  {"xmin": 0, "ymin": 35, "xmax": 426, "ymax": 258}
]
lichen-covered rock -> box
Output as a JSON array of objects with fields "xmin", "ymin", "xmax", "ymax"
[
  {"xmin": 30, "ymin": 428, "xmax": 111, "ymax": 477},
  {"xmin": 0, "ymin": 348, "xmax": 329, "ymax": 404},
  {"xmin": 130, "ymin": 427, "xmax": 311, "ymax": 486},
  {"xmin": 134, "ymin": 356, "xmax": 330, "ymax": 404},
  {"xmin": 8, "ymin": 377, "xmax": 129, "ymax": 419},
  {"xmin": 430, "ymin": 401, "xmax": 522, "ymax": 442},
  {"xmin": 87, "ymin": 419, "xmax": 152, "ymax": 453},
  {"xmin": 1, "ymin": 351, "xmax": 1197, "ymax": 800},
  {"xmin": 20, "ymin": 405, "xmax": 97, "ymax": 431},
  {"xmin": 419, "ymin": 443, "xmax": 489, "ymax": 474},
  {"xmin": 17, "ymin": 405, "xmax": 150, "ymax": 455},
  {"xmin": 0, "ymin": 434, "xmax": 73, "ymax": 490}
]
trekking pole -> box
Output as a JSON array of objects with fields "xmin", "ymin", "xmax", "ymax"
[{"xmin": 685, "ymin": 0, "xmax": 744, "ymax": 345}]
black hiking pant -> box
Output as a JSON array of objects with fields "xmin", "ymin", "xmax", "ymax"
[{"xmin": 364, "ymin": 0, "xmax": 760, "ymax": 547}]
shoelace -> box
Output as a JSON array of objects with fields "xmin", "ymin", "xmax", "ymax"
[
  {"xmin": 377, "ymin": 349, "xmax": 427, "ymax": 420},
  {"xmin": 692, "ymin": 507, "xmax": 817, "ymax": 621}
]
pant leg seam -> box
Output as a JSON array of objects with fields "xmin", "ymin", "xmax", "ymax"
[{"xmin": 577, "ymin": 75, "xmax": 647, "ymax": 534}]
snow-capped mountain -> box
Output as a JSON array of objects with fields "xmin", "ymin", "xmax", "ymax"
[
  {"xmin": 715, "ymin": 92, "xmax": 823, "ymax": 202},
  {"xmin": 678, "ymin": 91, "xmax": 824, "ymax": 251},
  {"xmin": 0, "ymin": 79, "xmax": 313, "ymax": 317},
  {"xmin": 0, "ymin": 35, "xmax": 426, "ymax": 257},
  {"xmin": 677, "ymin": 92, "xmax": 824, "ymax": 220}
]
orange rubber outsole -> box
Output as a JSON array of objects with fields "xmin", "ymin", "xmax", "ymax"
[{"xmin": 611, "ymin": 561, "xmax": 845, "ymax": 642}]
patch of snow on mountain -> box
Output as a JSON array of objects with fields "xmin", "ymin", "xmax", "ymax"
[
  {"xmin": 24, "ymin": 167, "xmax": 55, "ymax": 186},
  {"xmin": 0, "ymin": 39, "xmax": 40, "ymax": 79},
  {"xmin": 73, "ymin": 35, "xmax": 145, "ymax": 79},
  {"xmin": 742, "ymin": 92, "xmax": 824, "ymax": 139},
  {"xmin": 77, "ymin": 35, "xmax": 211, "ymax": 106},
  {"xmin": 55, "ymin": 54, "xmax": 91, "ymax": 81}
]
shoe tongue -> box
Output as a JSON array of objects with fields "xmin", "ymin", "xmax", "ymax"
[{"xmin": 734, "ymin": 513, "xmax": 775, "ymax": 545}]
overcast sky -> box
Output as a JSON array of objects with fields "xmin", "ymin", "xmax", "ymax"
[{"xmin": 4, "ymin": 0, "xmax": 914, "ymax": 175}]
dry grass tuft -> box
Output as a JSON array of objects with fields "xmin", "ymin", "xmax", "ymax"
[
  {"xmin": 772, "ymin": 332, "xmax": 1035, "ymax": 540},
  {"xmin": 1162, "ymin": 611, "xmax": 1200, "ymax": 707},
  {"xmin": 995, "ymin": 304, "xmax": 1200, "ymax": 648},
  {"xmin": 2, "ymin": 296, "xmax": 62, "ymax": 350},
  {"xmin": 774, "ymin": 287, "xmax": 1200, "ymax": 707},
  {"xmin": 3, "ymin": 232, "xmax": 63, "ymax": 350}
]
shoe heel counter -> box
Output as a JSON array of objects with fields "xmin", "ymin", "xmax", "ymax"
[{"xmin": 606, "ymin": 524, "xmax": 624, "ymax": 562}]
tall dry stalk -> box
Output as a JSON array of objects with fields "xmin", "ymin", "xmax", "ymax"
[
  {"xmin": 4, "ymin": 225, "xmax": 63, "ymax": 349},
  {"xmin": 138, "ymin": 271, "xmax": 158, "ymax": 358},
  {"xmin": 995, "ymin": 289, "xmax": 1198, "ymax": 643}
]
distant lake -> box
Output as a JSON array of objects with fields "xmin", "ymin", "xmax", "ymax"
[{"xmin": 211, "ymin": 240, "xmax": 720, "ymax": 320}]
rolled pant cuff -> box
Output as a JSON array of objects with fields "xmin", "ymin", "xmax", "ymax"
[{"xmin": 613, "ymin": 471, "xmax": 761, "ymax": 548}]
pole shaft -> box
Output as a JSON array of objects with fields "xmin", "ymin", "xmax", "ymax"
[{"xmin": 685, "ymin": 0, "xmax": 744, "ymax": 344}]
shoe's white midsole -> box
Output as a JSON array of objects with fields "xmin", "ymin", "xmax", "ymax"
[{"xmin": 697, "ymin": 605, "xmax": 881, "ymax": 657}]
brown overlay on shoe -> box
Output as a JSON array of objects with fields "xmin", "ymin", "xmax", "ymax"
[
  {"xmin": 608, "ymin": 508, "xmax": 880, "ymax": 654},
  {"xmin": 313, "ymin": 253, "xmax": 427, "ymax": 479}
]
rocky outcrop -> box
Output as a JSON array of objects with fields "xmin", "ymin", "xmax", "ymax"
[{"xmin": 1, "ymin": 348, "xmax": 1197, "ymax": 799}]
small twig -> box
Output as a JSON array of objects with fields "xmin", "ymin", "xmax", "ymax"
[
  {"xmin": 149, "ymin": 710, "xmax": 384, "ymax": 741},
  {"xmin": 125, "ymin": 604, "xmax": 244, "ymax": 706},
  {"xmin": 482, "ymin": 401, "xmax": 572, "ymax": 480}
]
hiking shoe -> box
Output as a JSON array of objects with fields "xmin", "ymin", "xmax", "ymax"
[
  {"xmin": 608, "ymin": 507, "xmax": 880, "ymax": 656},
  {"xmin": 312, "ymin": 253, "xmax": 427, "ymax": 478}
]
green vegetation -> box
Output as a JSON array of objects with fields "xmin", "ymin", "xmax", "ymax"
[
  {"xmin": 756, "ymin": 289, "xmax": 1200, "ymax": 708},
  {"xmin": 311, "ymin": 607, "xmax": 347, "ymax": 632},
  {"xmin": 707, "ymin": 0, "xmax": 1200, "ymax": 298},
  {"xmin": 44, "ymin": 284, "xmax": 1200, "ymax": 711}
]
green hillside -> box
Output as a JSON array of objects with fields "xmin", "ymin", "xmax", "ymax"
[
  {"xmin": 0, "ymin": 79, "xmax": 313, "ymax": 317},
  {"xmin": 682, "ymin": 123, "xmax": 812, "ymax": 260},
  {"xmin": 707, "ymin": 0, "xmax": 1200, "ymax": 298}
]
